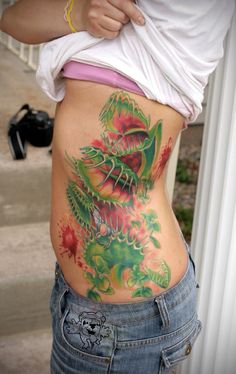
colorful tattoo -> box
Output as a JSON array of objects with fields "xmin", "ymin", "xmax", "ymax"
[{"xmin": 59, "ymin": 91, "xmax": 173, "ymax": 300}]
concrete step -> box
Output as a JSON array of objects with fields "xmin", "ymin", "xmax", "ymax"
[
  {"xmin": 0, "ymin": 222, "xmax": 56, "ymax": 336},
  {"xmin": 0, "ymin": 328, "xmax": 51, "ymax": 374},
  {"xmin": 0, "ymin": 160, "xmax": 51, "ymax": 227}
]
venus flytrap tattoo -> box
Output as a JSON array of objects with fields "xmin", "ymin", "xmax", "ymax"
[{"xmin": 59, "ymin": 91, "xmax": 173, "ymax": 301}]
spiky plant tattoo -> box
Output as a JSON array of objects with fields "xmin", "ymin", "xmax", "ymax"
[{"xmin": 59, "ymin": 91, "xmax": 173, "ymax": 301}]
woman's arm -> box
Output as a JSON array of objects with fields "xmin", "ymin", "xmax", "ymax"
[
  {"xmin": 0, "ymin": 0, "xmax": 72, "ymax": 44},
  {"xmin": 0, "ymin": 0, "xmax": 145, "ymax": 44}
]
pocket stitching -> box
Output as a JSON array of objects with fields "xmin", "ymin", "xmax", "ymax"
[
  {"xmin": 116, "ymin": 313, "xmax": 199, "ymax": 349},
  {"xmin": 161, "ymin": 319, "xmax": 202, "ymax": 369}
]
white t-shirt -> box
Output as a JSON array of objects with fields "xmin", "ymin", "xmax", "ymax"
[{"xmin": 36, "ymin": 0, "xmax": 235, "ymax": 123}]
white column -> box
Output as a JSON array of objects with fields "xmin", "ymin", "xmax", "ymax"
[{"xmin": 180, "ymin": 8, "xmax": 236, "ymax": 374}]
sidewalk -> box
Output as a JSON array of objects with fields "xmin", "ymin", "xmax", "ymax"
[
  {"xmin": 0, "ymin": 329, "xmax": 51, "ymax": 374},
  {"xmin": 0, "ymin": 43, "xmax": 55, "ymax": 373}
]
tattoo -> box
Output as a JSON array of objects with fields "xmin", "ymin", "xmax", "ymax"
[{"xmin": 59, "ymin": 91, "xmax": 173, "ymax": 300}]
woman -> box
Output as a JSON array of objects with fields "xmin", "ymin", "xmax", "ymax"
[{"xmin": 1, "ymin": 1, "xmax": 234, "ymax": 373}]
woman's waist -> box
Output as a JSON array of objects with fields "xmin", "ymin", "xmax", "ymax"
[
  {"xmin": 63, "ymin": 79, "xmax": 185, "ymax": 124},
  {"xmin": 53, "ymin": 82, "xmax": 185, "ymax": 163},
  {"xmin": 51, "ymin": 222, "xmax": 189, "ymax": 303},
  {"xmin": 50, "ymin": 184, "xmax": 188, "ymax": 303},
  {"xmin": 54, "ymin": 249, "xmax": 194, "ymax": 314},
  {"xmin": 50, "ymin": 85, "xmax": 187, "ymax": 302}
]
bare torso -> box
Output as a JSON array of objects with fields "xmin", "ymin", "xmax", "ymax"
[{"xmin": 50, "ymin": 80, "xmax": 188, "ymax": 303}]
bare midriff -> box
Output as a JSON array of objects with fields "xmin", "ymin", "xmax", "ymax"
[{"xmin": 50, "ymin": 80, "xmax": 189, "ymax": 303}]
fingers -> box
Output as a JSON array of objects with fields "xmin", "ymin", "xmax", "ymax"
[
  {"xmin": 102, "ymin": 16, "xmax": 124, "ymax": 32},
  {"xmin": 90, "ymin": 27, "xmax": 119, "ymax": 39},
  {"xmin": 85, "ymin": 1, "xmax": 128, "ymax": 39},
  {"xmin": 80, "ymin": 0, "xmax": 145, "ymax": 40},
  {"xmin": 88, "ymin": 18, "xmax": 121, "ymax": 39},
  {"xmin": 85, "ymin": 13, "xmax": 121, "ymax": 39},
  {"xmin": 108, "ymin": 0, "xmax": 145, "ymax": 26},
  {"xmin": 104, "ymin": 6, "xmax": 129, "ymax": 25}
]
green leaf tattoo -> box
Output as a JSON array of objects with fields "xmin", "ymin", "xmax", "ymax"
[
  {"xmin": 142, "ymin": 211, "xmax": 161, "ymax": 233},
  {"xmin": 150, "ymin": 236, "xmax": 161, "ymax": 248},
  {"xmin": 145, "ymin": 261, "xmax": 171, "ymax": 289},
  {"xmin": 87, "ymin": 289, "xmax": 102, "ymax": 302},
  {"xmin": 132, "ymin": 287, "xmax": 153, "ymax": 298},
  {"xmin": 84, "ymin": 271, "xmax": 95, "ymax": 285},
  {"xmin": 93, "ymin": 256, "xmax": 110, "ymax": 274}
]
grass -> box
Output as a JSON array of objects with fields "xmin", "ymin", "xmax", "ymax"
[{"xmin": 174, "ymin": 158, "xmax": 198, "ymax": 241}]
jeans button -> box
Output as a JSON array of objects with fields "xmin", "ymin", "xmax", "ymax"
[
  {"xmin": 185, "ymin": 343, "xmax": 192, "ymax": 355},
  {"xmin": 55, "ymin": 270, "xmax": 60, "ymax": 279}
]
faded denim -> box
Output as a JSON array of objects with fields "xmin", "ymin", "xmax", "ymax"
[{"xmin": 50, "ymin": 248, "xmax": 201, "ymax": 374}]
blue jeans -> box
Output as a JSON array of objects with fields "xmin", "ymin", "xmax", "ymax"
[{"xmin": 50, "ymin": 249, "xmax": 201, "ymax": 374}]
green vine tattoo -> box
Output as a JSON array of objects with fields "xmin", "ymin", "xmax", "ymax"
[{"xmin": 59, "ymin": 91, "xmax": 173, "ymax": 301}]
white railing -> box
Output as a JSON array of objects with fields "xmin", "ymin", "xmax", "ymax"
[{"xmin": 0, "ymin": 35, "xmax": 42, "ymax": 71}]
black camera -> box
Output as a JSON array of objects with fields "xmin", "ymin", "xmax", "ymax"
[{"xmin": 8, "ymin": 104, "xmax": 54, "ymax": 160}]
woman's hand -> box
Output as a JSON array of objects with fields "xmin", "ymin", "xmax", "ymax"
[
  {"xmin": 0, "ymin": 0, "xmax": 145, "ymax": 44},
  {"xmin": 75, "ymin": 0, "xmax": 145, "ymax": 39}
]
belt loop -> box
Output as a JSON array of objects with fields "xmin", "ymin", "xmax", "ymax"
[
  {"xmin": 55, "ymin": 262, "xmax": 61, "ymax": 279},
  {"xmin": 186, "ymin": 245, "xmax": 200, "ymax": 288},
  {"xmin": 58, "ymin": 287, "xmax": 69, "ymax": 319},
  {"xmin": 155, "ymin": 294, "xmax": 170, "ymax": 329}
]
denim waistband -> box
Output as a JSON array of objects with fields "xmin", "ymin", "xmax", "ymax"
[{"xmin": 55, "ymin": 247, "xmax": 196, "ymax": 324}]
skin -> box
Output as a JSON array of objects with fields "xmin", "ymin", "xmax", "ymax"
[{"xmin": 0, "ymin": 0, "xmax": 145, "ymax": 44}]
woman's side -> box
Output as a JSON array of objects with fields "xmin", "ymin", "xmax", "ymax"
[{"xmin": 51, "ymin": 80, "xmax": 188, "ymax": 302}]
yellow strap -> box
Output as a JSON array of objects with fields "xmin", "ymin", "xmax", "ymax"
[{"xmin": 64, "ymin": 0, "xmax": 78, "ymax": 33}]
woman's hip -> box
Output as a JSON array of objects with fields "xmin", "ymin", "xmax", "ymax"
[{"xmin": 50, "ymin": 254, "xmax": 201, "ymax": 373}]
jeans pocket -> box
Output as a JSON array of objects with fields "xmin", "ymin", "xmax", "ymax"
[
  {"xmin": 51, "ymin": 306, "xmax": 111, "ymax": 374},
  {"xmin": 60, "ymin": 308, "xmax": 111, "ymax": 360},
  {"xmin": 54, "ymin": 289, "xmax": 112, "ymax": 365},
  {"xmin": 159, "ymin": 319, "xmax": 202, "ymax": 373}
]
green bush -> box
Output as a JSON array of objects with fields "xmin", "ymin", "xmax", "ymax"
[
  {"xmin": 174, "ymin": 206, "xmax": 194, "ymax": 242},
  {"xmin": 176, "ymin": 160, "xmax": 193, "ymax": 184}
]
